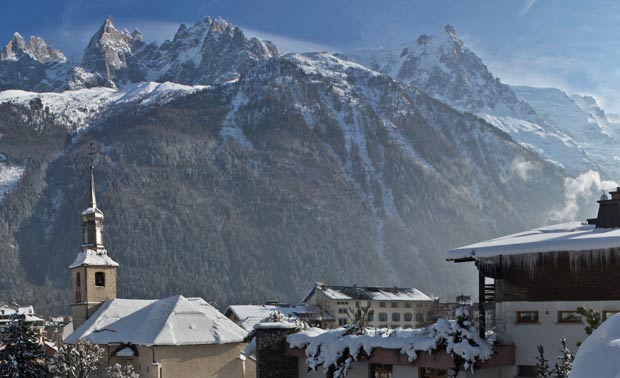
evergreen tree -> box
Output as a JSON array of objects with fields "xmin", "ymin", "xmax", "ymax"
[
  {"xmin": 106, "ymin": 363, "xmax": 139, "ymax": 378},
  {"xmin": 554, "ymin": 338, "xmax": 574, "ymax": 378},
  {"xmin": 49, "ymin": 340, "xmax": 102, "ymax": 378},
  {"xmin": 0, "ymin": 316, "xmax": 49, "ymax": 378},
  {"xmin": 535, "ymin": 345, "xmax": 552, "ymax": 378}
]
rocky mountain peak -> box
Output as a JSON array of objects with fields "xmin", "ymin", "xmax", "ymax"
[
  {"xmin": 1, "ymin": 33, "xmax": 66, "ymax": 63},
  {"xmin": 78, "ymin": 16, "xmax": 145, "ymax": 88}
]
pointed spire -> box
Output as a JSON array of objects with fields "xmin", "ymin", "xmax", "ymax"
[{"xmin": 88, "ymin": 142, "xmax": 97, "ymax": 209}]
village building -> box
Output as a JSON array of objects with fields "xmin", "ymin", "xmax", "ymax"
[
  {"xmin": 447, "ymin": 188, "xmax": 620, "ymax": 377},
  {"xmin": 303, "ymin": 283, "xmax": 434, "ymax": 329},
  {"xmin": 64, "ymin": 157, "xmax": 254, "ymax": 378},
  {"xmin": 0, "ymin": 303, "xmax": 45, "ymax": 343},
  {"xmin": 225, "ymin": 302, "xmax": 331, "ymax": 332}
]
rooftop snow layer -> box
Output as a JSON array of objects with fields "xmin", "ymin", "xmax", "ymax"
[
  {"xmin": 448, "ymin": 221, "xmax": 620, "ymax": 260},
  {"xmin": 69, "ymin": 249, "xmax": 119, "ymax": 269},
  {"xmin": 306, "ymin": 285, "xmax": 433, "ymax": 302},
  {"xmin": 226, "ymin": 304, "xmax": 324, "ymax": 331},
  {"xmin": 65, "ymin": 295, "xmax": 247, "ymax": 346}
]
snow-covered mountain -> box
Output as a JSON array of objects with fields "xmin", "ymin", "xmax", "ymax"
[
  {"xmin": 0, "ymin": 33, "xmax": 69, "ymax": 91},
  {"xmin": 0, "ymin": 81, "xmax": 205, "ymax": 133},
  {"xmin": 0, "ymin": 16, "xmax": 277, "ymax": 92},
  {"xmin": 341, "ymin": 26, "xmax": 601, "ymax": 175},
  {"xmin": 512, "ymin": 86, "xmax": 620, "ymax": 178},
  {"xmin": 0, "ymin": 16, "xmax": 611, "ymax": 313},
  {"xmin": 135, "ymin": 16, "xmax": 278, "ymax": 85}
]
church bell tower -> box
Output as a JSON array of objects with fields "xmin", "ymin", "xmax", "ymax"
[{"xmin": 70, "ymin": 145, "xmax": 118, "ymax": 329}]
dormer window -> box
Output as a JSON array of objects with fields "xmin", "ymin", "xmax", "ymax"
[{"xmin": 95, "ymin": 272, "xmax": 105, "ymax": 287}]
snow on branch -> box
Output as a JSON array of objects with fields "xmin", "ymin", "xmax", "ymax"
[{"xmin": 287, "ymin": 307, "xmax": 492, "ymax": 377}]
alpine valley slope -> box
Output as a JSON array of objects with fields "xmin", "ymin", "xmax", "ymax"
[{"xmin": 0, "ymin": 18, "xmax": 583, "ymax": 314}]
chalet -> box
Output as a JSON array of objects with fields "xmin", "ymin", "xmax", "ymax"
[
  {"xmin": 448, "ymin": 188, "xmax": 620, "ymax": 377},
  {"xmin": 64, "ymin": 155, "xmax": 254, "ymax": 378},
  {"xmin": 303, "ymin": 283, "xmax": 434, "ymax": 329}
]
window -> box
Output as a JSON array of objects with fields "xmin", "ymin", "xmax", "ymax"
[
  {"xmin": 517, "ymin": 365, "xmax": 537, "ymax": 377},
  {"xmin": 337, "ymin": 301, "xmax": 349, "ymax": 305},
  {"xmin": 603, "ymin": 311, "xmax": 620, "ymax": 320},
  {"xmin": 370, "ymin": 364, "xmax": 392, "ymax": 378},
  {"xmin": 95, "ymin": 272, "xmax": 105, "ymax": 287},
  {"xmin": 404, "ymin": 312, "xmax": 413, "ymax": 322},
  {"xmin": 416, "ymin": 313, "xmax": 424, "ymax": 322},
  {"xmin": 379, "ymin": 302, "xmax": 386, "ymax": 308},
  {"xmin": 516, "ymin": 311, "xmax": 539, "ymax": 323},
  {"xmin": 368, "ymin": 313, "xmax": 374, "ymax": 322},
  {"xmin": 76, "ymin": 272, "xmax": 81, "ymax": 288},
  {"xmin": 403, "ymin": 323, "xmax": 412, "ymax": 329},
  {"xmin": 404, "ymin": 302, "xmax": 412, "ymax": 308},
  {"xmin": 378, "ymin": 312, "xmax": 388, "ymax": 322},
  {"xmin": 392, "ymin": 313, "xmax": 400, "ymax": 322},
  {"xmin": 391, "ymin": 302, "xmax": 398, "ymax": 308},
  {"xmin": 338, "ymin": 318, "xmax": 347, "ymax": 326},
  {"xmin": 558, "ymin": 311, "xmax": 582, "ymax": 324},
  {"xmin": 338, "ymin": 308, "xmax": 347, "ymax": 314},
  {"xmin": 420, "ymin": 367, "xmax": 447, "ymax": 378}
]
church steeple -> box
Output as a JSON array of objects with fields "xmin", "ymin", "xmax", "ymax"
[
  {"xmin": 81, "ymin": 144, "xmax": 105, "ymax": 250},
  {"xmin": 88, "ymin": 159, "xmax": 97, "ymax": 209},
  {"xmin": 70, "ymin": 142, "xmax": 118, "ymax": 329}
]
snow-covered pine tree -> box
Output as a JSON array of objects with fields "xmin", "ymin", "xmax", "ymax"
[
  {"xmin": 0, "ymin": 316, "xmax": 49, "ymax": 378},
  {"xmin": 49, "ymin": 340, "xmax": 102, "ymax": 378},
  {"xmin": 554, "ymin": 337, "xmax": 574, "ymax": 378},
  {"xmin": 535, "ymin": 345, "xmax": 552, "ymax": 378},
  {"xmin": 106, "ymin": 363, "xmax": 139, "ymax": 378}
]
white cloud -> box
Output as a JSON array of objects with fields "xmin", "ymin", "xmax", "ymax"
[
  {"xmin": 549, "ymin": 171, "xmax": 617, "ymax": 222},
  {"xmin": 500, "ymin": 158, "xmax": 539, "ymax": 183},
  {"xmin": 518, "ymin": 0, "xmax": 537, "ymax": 17},
  {"xmin": 240, "ymin": 27, "xmax": 337, "ymax": 54}
]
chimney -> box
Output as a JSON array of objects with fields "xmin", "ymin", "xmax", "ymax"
[{"xmin": 591, "ymin": 188, "xmax": 620, "ymax": 228}]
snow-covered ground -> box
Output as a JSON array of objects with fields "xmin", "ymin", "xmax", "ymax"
[
  {"xmin": 0, "ymin": 161, "xmax": 25, "ymax": 202},
  {"xmin": 572, "ymin": 313, "xmax": 620, "ymax": 377},
  {"xmin": 0, "ymin": 82, "xmax": 206, "ymax": 133}
]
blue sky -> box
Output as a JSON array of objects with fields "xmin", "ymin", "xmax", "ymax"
[{"xmin": 3, "ymin": 0, "xmax": 620, "ymax": 111}]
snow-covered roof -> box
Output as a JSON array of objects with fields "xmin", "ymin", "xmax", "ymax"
[
  {"xmin": 448, "ymin": 221, "xmax": 620, "ymax": 260},
  {"xmin": 69, "ymin": 249, "xmax": 119, "ymax": 269},
  {"xmin": 572, "ymin": 313, "xmax": 620, "ymax": 377},
  {"xmin": 65, "ymin": 295, "xmax": 247, "ymax": 346},
  {"xmin": 288, "ymin": 308, "xmax": 492, "ymax": 375},
  {"xmin": 304, "ymin": 285, "xmax": 433, "ymax": 303},
  {"xmin": 0, "ymin": 304, "xmax": 43, "ymax": 323},
  {"xmin": 226, "ymin": 304, "xmax": 326, "ymax": 331}
]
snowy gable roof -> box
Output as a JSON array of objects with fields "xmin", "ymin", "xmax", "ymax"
[
  {"xmin": 448, "ymin": 221, "xmax": 620, "ymax": 260},
  {"xmin": 306, "ymin": 285, "xmax": 432, "ymax": 302},
  {"xmin": 226, "ymin": 304, "xmax": 325, "ymax": 331},
  {"xmin": 69, "ymin": 249, "xmax": 119, "ymax": 269},
  {"xmin": 65, "ymin": 295, "xmax": 247, "ymax": 346}
]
